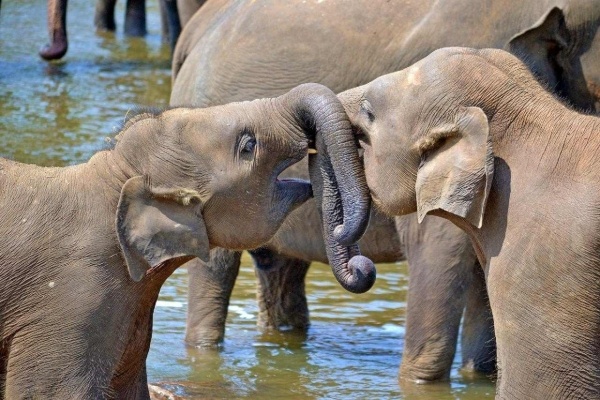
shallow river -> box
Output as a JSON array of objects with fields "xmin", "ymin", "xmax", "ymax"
[{"xmin": 0, "ymin": 1, "xmax": 495, "ymax": 398}]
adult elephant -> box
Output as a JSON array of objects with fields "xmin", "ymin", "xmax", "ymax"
[
  {"xmin": 38, "ymin": 0, "xmax": 203, "ymax": 60},
  {"xmin": 337, "ymin": 45, "xmax": 600, "ymax": 399},
  {"xmin": 0, "ymin": 83, "xmax": 372, "ymax": 398},
  {"xmin": 170, "ymin": 0, "xmax": 600, "ymax": 383}
]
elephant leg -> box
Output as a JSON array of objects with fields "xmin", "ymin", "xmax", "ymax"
[
  {"xmin": 251, "ymin": 248, "xmax": 310, "ymax": 330},
  {"xmin": 4, "ymin": 333, "xmax": 109, "ymax": 398},
  {"xmin": 118, "ymin": 364, "xmax": 150, "ymax": 400},
  {"xmin": 185, "ymin": 248, "xmax": 241, "ymax": 347},
  {"xmin": 39, "ymin": 0, "xmax": 68, "ymax": 60},
  {"xmin": 94, "ymin": 0, "xmax": 117, "ymax": 32},
  {"xmin": 159, "ymin": 0, "xmax": 181, "ymax": 52},
  {"xmin": 176, "ymin": 0, "xmax": 207, "ymax": 28},
  {"xmin": 124, "ymin": 0, "xmax": 147, "ymax": 37},
  {"xmin": 397, "ymin": 214, "xmax": 478, "ymax": 382},
  {"xmin": 159, "ymin": 0, "xmax": 169, "ymax": 42},
  {"xmin": 460, "ymin": 263, "xmax": 496, "ymax": 376}
]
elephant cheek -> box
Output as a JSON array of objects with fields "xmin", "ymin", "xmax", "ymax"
[
  {"xmin": 365, "ymin": 154, "xmax": 417, "ymax": 217},
  {"xmin": 363, "ymin": 149, "xmax": 391, "ymax": 210}
]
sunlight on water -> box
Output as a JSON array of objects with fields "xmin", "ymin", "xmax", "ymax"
[
  {"xmin": 149, "ymin": 258, "xmax": 495, "ymax": 399},
  {"xmin": 0, "ymin": 1, "xmax": 495, "ymax": 398}
]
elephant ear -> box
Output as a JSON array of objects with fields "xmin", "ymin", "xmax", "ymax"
[
  {"xmin": 116, "ymin": 176, "xmax": 210, "ymax": 282},
  {"xmin": 506, "ymin": 7, "xmax": 568, "ymax": 87},
  {"xmin": 415, "ymin": 107, "xmax": 494, "ymax": 229}
]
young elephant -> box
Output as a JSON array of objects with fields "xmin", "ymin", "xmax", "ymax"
[
  {"xmin": 0, "ymin": 83, "xmax": 372, "ymax": 399},
  {"xmin": 339, "ymin": 47, "xmax": 600, "ymax": 398}
]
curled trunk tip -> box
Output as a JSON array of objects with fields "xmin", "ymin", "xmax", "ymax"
[{"xmin": 335, "ymin": 255, "xmax": 376, "ymax": 294}]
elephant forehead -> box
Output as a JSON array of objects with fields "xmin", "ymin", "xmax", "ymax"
[{"xmin": 406, "ymin": 65, "xmax": 422, "ymax": 86}]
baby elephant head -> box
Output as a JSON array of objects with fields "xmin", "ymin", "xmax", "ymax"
[
  {"xmin": 338, "ymin": 48, "xmax": 495, "ymax": 229},
  {"xmin": 113, "ymin": 83, "xmax": 373, "ymax": 285}
]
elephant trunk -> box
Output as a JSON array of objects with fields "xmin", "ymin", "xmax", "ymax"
[
  {"xmin": 285, "ymin": 83, "xmax": 376, "ymax": 293},
  {"xmin": 308, "ymin": 148, "xmax": 376, "ymax": 294},
  {"xmin": 39, "ymin": 0, "xmax": 68, "ymax": 61}
]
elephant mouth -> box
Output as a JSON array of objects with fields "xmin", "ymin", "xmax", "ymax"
[
  {"xmin": 271, "ymin": 147, "xmax": 314, "ymax": 206},
  {"xmin": 275, "ymin": 178, "xmax": 313, "ymax": 205}
]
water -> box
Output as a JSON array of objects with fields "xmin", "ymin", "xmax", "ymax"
[{"xmin": 0, "ymin": 1, "xmax": 495, "ymax": 398}]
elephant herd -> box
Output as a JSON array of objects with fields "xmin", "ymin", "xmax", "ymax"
[
  {"xmin": 1, "ymin": 0, "xmax": 600, "ymax": 399},
  {"xmin": 24, "ymin": 0, "xmax": 207, "ymax": 60}
]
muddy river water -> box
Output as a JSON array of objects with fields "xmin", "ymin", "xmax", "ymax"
[{"xmin": 0, "ymin": 1, "xmax": 495, "ymax": 398}]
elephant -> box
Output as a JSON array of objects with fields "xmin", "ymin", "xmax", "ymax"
[
  {"xmin": 170, "ymin": 0, "xmax": 600, "ymax": 383},
  {"xmin": 37, "ymin": 0, "xmax": 204, "ymax": 61},
  {"xmin": 337, "ymin": 45, "xmax": 600, "ymax": 399},
  {"xmin": 0, "ymin": 83, "xmax": 373, "ymax": 399}
]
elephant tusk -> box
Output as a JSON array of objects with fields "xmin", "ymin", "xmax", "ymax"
[{"xmin": 308, "ymin": 148, "xmax": 318, "ymax": 154}]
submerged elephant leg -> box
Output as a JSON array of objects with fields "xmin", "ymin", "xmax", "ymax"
[
  {"xmin": 94, "ymin": 0, "xmax": 117, "ymax": 32},
  {"xmin": 460, "ymin": 264, "xmax": 496, "ymax": 376},
  {"xmin": 159, "ymin": 0, "xmax": 181, "ymax": 51},
  {"xmin": 185, "ymin": 248, "xmax": 241, "ymax": 347},
  {"xmin": 397, "ymin": 214, "xmax": 478, "ymax": 382},
  {"xmin": 251, "ymin": 248, "xmax": 310, "ymax": 330},
  {"xmin": 124, "ymin": 0, "xmax": 147, "ymax": 37}
]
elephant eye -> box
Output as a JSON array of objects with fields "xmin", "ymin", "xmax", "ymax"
[
  {"xmin": 238, "ymin": 129, "xmax": 256, "ymax": 158},
  {"xmin": 360, "ymin": 99, "xmax": 375, "ymax": 123},
  {"xmin": 242, "ymin": 138, "xmax": 256, "ymax": 153}
]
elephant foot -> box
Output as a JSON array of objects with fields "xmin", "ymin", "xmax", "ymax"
[
  {"xmin": 399, "ymin": 336, "xmax": 454, "ymax": 383},
  {"xmin": 399, "ymin": 366, "xmax": 451, "ymax": 384},
  {"xmin": 184, "ymin": 327, "xmax": 224, "ymax": 349}
]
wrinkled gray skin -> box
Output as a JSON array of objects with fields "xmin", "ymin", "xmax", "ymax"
[
  {"xmin": 0, "ymin": 83, "xmax": 371, "ymax": 399},
  {"xmin": 38, "ymin": 0, "xmax": 203, "ymax": 61},
  {"xmin": 171, "ymin": 0, "xmax": 600, "ymax": 382},
  {"xmin": 339, "ymin": 46, "xmax": 600, "ymax": 399}
]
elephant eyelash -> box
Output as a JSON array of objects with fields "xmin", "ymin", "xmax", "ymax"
[
  {"xmin": 360, "ymin": 100, "xmax": 375, "ymax": 122},
  {"xmin": 237, "ymin": 128, "xmax": 257, "ymax": 159}
]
